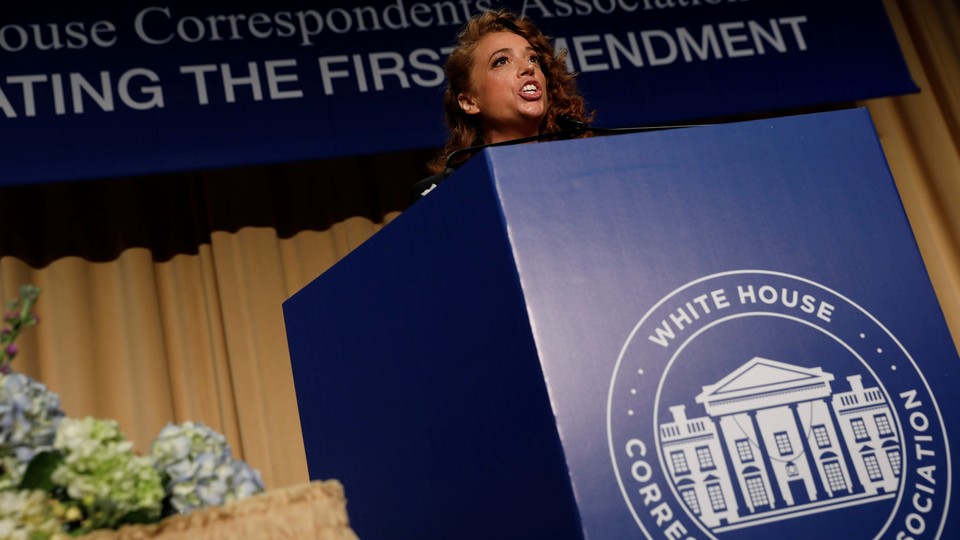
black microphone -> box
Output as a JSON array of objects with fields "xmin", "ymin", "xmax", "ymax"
[{"xmin": 556, "ymin": 114, "xmax": 590, "ymax": 134}]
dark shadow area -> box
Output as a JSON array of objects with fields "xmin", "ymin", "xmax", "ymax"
[{"xmin": 0, "ymin": 147, "xmax": 438, "ymax": 266}]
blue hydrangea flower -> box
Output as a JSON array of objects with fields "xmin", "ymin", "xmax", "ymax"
[
  {"xmin": 0, "ymin": 373, "xmax": 64, "ymax": 487},
  {"xmin": 151, "ymin": 422, "xmax": 264, "ymax": 514}
]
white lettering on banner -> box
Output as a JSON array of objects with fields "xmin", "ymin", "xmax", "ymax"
[
  {"xmin": 317, "ymin": 47, "xmax": 454, "ymax": 95},
  {"xmin": 265, "ymin": 59, "xmax": 303, "ymax": 100},
  {"xmin": 409, "ymin": 48, "xmax": 446, "ymax": 87},
  {"xmin": 0, "ymin": 11, "xmax": 811, "ymax": 115},
  {"xmin": 557, "ymin": 15, "xmax": 808, "ymax": 73},
  {"xmin": 573, "ymin": 35, "xmax": 610, "ymax": 72},
  {"xmin": 135, "ymin": 7, "xmax": 313, "ymax": 45},
  {"xmin": 0, "ymin": 20, "xmax": 116, "ymax": 52},
  {"xmin": 523, "ymin": 0, "xmax": 748, "ymax": 18},
  {"xmin": 1, "ymin": 0, "xmax": 746, "ymax": 54},
  {"xmin": 131, "ymin": 1, "xmax": 493, "ymax": 47},
  {"xmin": 317, "ymin": 56, "xmax": 349, "ymax": 96},
  {"xmin": 180, "ymin": 60, "xmax": 304, "ymax": 104},
  {"xmin": 221, "ymin": 62, "xmax": 264, "ymax": 103},
  {"xmin": 117, "ymin": 69, "xmax": 165, "ymax": 110},
  {"xmin": 179, "ymin": 64, "xmax": 217, "ymax": 105},
  {"xmin": 313, "ymin": 15, "xmax": 805, "ymax": 96},
  {"xmin": 0, "ymin": 69, "xmax": 163, "ymax": 117},
  {"xmin": 0, "ymin": 11, "xmax": 812, "ymax": 112},
  {"xmin": 370, "ymin": 52, "xmax": 410, "ymax": 91}
]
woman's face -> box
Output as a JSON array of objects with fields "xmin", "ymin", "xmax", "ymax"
[{"xmin": 458, "ymin": 31, "xmax": 549, "ymax": 144}]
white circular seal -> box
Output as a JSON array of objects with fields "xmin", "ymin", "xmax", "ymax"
[{"xmin": 607, "ymin": 270, "xmax": 950, "ymax": 539}]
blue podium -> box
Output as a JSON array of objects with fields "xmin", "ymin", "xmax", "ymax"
[{"xmin": 284, "ymin": 109, "xmax": 957, "ymax": 540}]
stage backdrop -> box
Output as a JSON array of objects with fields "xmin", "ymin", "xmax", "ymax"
[{"xmin": 1, "ymin": 0, "xmax": 915, "ymax": 185}]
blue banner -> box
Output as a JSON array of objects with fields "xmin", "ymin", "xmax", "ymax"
[{"xmin": 0, "ymin": 1, "xmax": 915, "ymax": 185}]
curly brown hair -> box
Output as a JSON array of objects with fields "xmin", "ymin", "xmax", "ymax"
[{"xmin": 426, "ymin": 9, "xmax": 593, "ymax": 174}]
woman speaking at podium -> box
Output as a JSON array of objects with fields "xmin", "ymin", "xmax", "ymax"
[{"xmin": 415, "ymin": 9, "xmax": 594, "ymax": 198}]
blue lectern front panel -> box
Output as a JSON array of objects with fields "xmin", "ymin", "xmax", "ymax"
[
  {"xmin": 487, "ymin": 109, "xmax": 956, "ymax": 539},
  {"xmin": 283, "ymin": 156, "xmax": 584, "ymax": 539}
]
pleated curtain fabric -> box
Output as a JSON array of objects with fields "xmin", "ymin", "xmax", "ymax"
[{"xmin": 862, "ymin": 0, "xmax": 960, "ymax": 352}]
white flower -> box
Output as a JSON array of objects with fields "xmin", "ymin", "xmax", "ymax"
[
  {"xmin": 0, "ymin": 489, "xmax": 65, "ymax": 540},
  {"xmin": 51, "ymin": 418, "xmax": 163, "ymax": 528}
]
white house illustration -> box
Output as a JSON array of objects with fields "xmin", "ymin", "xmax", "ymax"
[{"xmin": 659, "ymin": 357, "xmax": 901, "ymax": 530}]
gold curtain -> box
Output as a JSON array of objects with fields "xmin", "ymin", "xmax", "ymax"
[
  {"xmin": 862, "ymin": 0, "xmax": 960, "ymax": 351},
  {"xmin": 2, "ymin": 0, "xmax": 958, "ymax": 492},
  {"xmin": 0, "ymin": 152, "xmax": 431, "ymax": 490}
]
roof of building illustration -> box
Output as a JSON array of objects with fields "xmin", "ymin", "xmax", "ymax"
[{"xmin": 695, "ymin": 357, "xmax": 835, "ymax": 412}]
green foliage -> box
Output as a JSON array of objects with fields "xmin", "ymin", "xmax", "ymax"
[
  {"xmin": 18, "ymin": 450, "xmax": 63, "ymax": 493},
  {"xmin": 1, "ymin": 285, "xmax": 41, "ymax": 369}
]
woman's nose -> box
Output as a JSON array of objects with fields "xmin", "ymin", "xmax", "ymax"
[{"xmin": 519, "ymin": 59, "xmax": 535, "ymax": 76}]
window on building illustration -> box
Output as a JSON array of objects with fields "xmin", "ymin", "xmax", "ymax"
[
  {"xmin": 681, "ymin": 488, "xmax": 701, "ymax": 515},
  {"xmin": 863, "ymin": 454, "xmax": 883, "ymax": 481},
  {"xmin": 823, "ymin": 460, "xmax": 847, "ymax": 492},
  {"xmin": 774, "ymin": 431, "xmax": 793, "ymax": 456},
  {"xmin": 812, "ymin": 425, "xmax": 831, "ymax": 448},
  {"xmin": 671, "ymin": 451, "xmax": 690, "ymax": 475},
  {"xmin": 874, "ymin": 414, "xmax": 894, "ymax": 438},
  {"xmin": 886, "ymin": 449, "xmax": 902, "ymax": 477},
  {"xmin": 735, "ymin": 439, "xmax": 754, "ymax": 463},
  {"xmin": 706, "ymin": 483, "xmax": 727, "ymax": 512},
  {"xmin": 851, "ymin": 418, "xmax": 870, "ymax": 442},
  {"xmin": 745, "ymin": 475, "xmax": 770, "ymax": 508},
  {"xmin": 696, "ymin": 446, "xmax": 716, "ymax": 471}
]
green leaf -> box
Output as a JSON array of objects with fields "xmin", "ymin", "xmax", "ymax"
[{"xmin": 18, "ymin": 450, "xmax": 64, "ymax": 492}]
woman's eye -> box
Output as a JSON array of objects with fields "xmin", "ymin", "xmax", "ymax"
[
  {"xmin": 530, "ymin": 55, "xmax": 540, "ymax": 64},
  {"xmin": 492, "ymin": 56, "xmax": 508, "ymax": 67}
]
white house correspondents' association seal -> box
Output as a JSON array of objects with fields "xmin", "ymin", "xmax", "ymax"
[{"xmin": 607, "ymin": 270, "xmax": 950, "ymax": 540}]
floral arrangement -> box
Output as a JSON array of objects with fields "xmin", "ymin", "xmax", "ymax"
[{"xmin": 0, "ymin": 286, "xmax": 264, "ymax": 538}]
